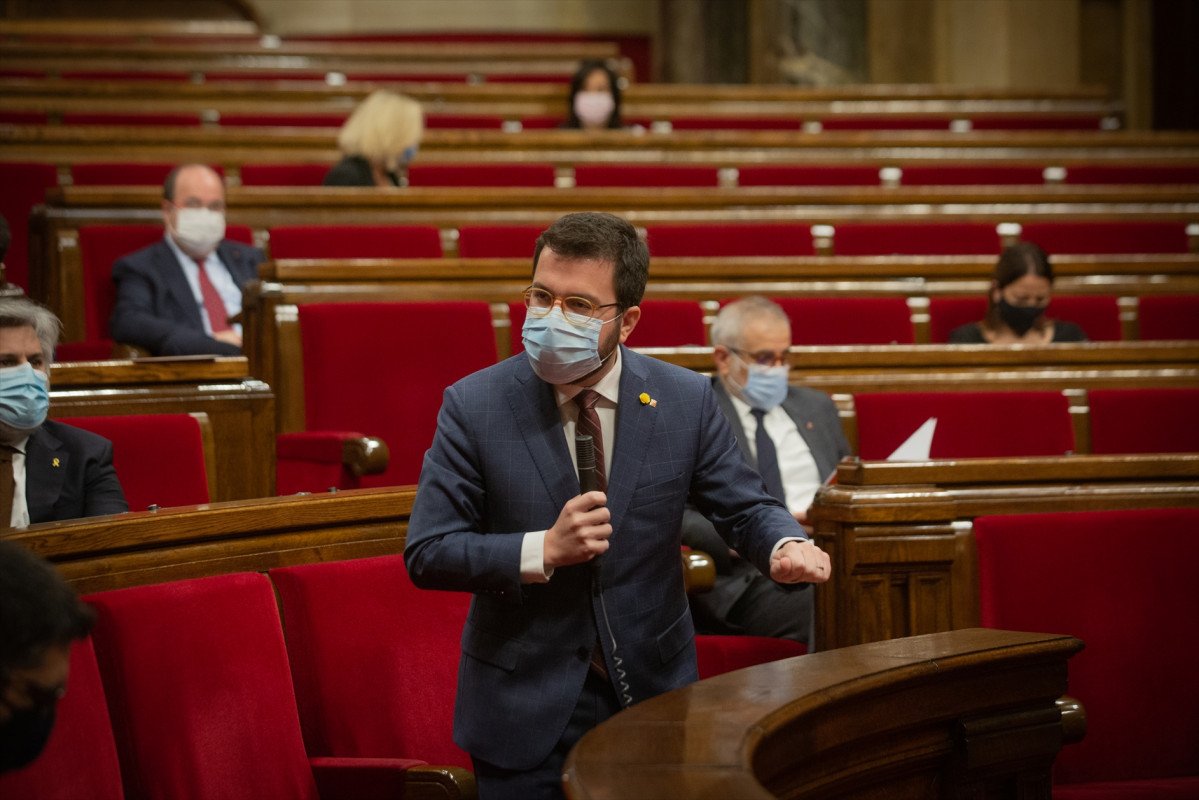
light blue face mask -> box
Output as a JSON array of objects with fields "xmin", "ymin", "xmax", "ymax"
[
  {"xmin": 0, "ymin": 363, "xmax": 50, "ymax": 431},
  {"xmin": 734, "ymin": 356, "xmax": 789, "ymax": 411},
  {"xmin": 523, "ymin": 306, "xmax": 622, "ymax": 385}
]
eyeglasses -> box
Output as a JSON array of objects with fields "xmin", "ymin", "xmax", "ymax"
[
  {"xmin": 728, "ymin": 347, "xmax": 790, "ymax": 368},
  {"xmin": 523, "ymin": 286, "xmax": 620, "ymax": 326}
]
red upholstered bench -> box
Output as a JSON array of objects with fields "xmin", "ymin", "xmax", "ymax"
[
  {"xmin": 772, "ymin": 296, "xmax": 915, "ymax": 344},
  {"xmin": 1138, "ymin": 295, "xmax": 1199, "ymax": 340},
  {"xmin": 267, "ymin": 225, "xmax": 443, "ymax": 259},
  {"xmin": 1088, "ymin": 388, "xmax": 1199, "ymax": 455},
  {"xmin": 826, "ymin": 222, "xmax": 1004, "ymax": 255},
  {"xmin": 975, "ymin": 508, "xmax": 1199, "ymax": 798},
  {"xmin": 240, "ymin": 163, "xmax": 331, "ymax": 187},
  {"xmin": 0, "ymin": 161, "xmax": 59, "ymax": 290},
  {"xmin": 1018, "ymin": 221, "xmax": 1192, "ymax": 254},
  {"xmin": 735, "ymin": 164, "xmax": 883, "ymax": 186},
  {"xmin": 644, "ymin": 223, "xmax": 815, "ymax": 257},
  {"xmin": 457, "ymin": 224, "xmax": 545, "ymax": 258},
  {"xmin": 408, "ymin": 163, "xmax": 557, "ymax": 187},
  {"xmin": 694, "ymin": 635, "xmax": 806, "ymax": 680},
  {"xmin": 573, "ymin": 164, "xmax": 721, "ymax": 188}
]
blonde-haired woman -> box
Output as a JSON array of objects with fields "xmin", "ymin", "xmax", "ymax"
[{"xmin": 324, "ymin": 90, "xmax": 424, "ymax": 187}]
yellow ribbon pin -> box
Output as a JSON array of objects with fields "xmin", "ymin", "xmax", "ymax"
[
  {"xmin": 52, "ymin": 458, "xmax": 60, "ymax": 467},
  {"xmin": 639, "ymin": 393, "xmax": 657, "ymax": 408}
]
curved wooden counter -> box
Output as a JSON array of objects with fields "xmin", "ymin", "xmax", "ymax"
[{"xmin": 563, "ymin": 628, "xmax": 1083, "ymax": 800}]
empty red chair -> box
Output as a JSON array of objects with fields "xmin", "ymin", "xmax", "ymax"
[
  {"xmin": 53, "ymin": 341, "xmax": 120, "ymax": 362},
  {"xmin": 1061, "ymin": 165, "xmax": 1199, "ymax": 184},
  {"xmin": 62, "ymin": 414, "xmax": 210, "ymax": 510},
  {"xmin": 898, "ymin": 165, "xmax": 1046, "ymax": 185},
  {"xmin": 0, "ymin": 161, "xmax": 58, "ymax": 289},
  {"xmin": 736, "ymin": 165, "xmax": 882, "ymax": 187},
  {"xmin": 853, "ymin": 391, "xmax": 1074, "ymax": 460},
  {"xmin": 772, "ymin": 296, "xmax": 915, "ymax": 345},
  {"xmin": 281, "ymin": 302, "xmax": 497, "ymax": 491},
  {"xmin": 1088, "ymin": 388, "xmax": 1199, "ymax": 454},
  {"xmin": 1019, "ymin": 221, "xmax": 1190, "ymax": 254},
  {"xmin": 829, "ymin": 222, "xmax": 1003, "ymax": 256},
  {"xmin": 0, "ymin": 638, "xmax": 124, "ymax": 800},
  {"xmin": 1138, "ymin": 295, "xmax": 1199, "ymax": 340},
  {"xmin": 240, "ymin": 164, "xmax": 331, "ymax": 187},
  {"xmin": 819, "ymin": 116, "xmax": 952, "ymax": 131},
  {"xmin": 407, "ymin": 163, "xmax": 557, "ymax": 187},
  {"xmin": 928, "ymin": 297, "xmax": 988, "ymax": 343},
  {"xmin": 61, "ymin": 112, "xmax": 202, "ymax": 127},
  {"xmin": 668, "ymin": 116, "xmax": 800, "ymax": 131},
  {"xmin": 457, "ymin": 224, "xmax": 544, "ymax": 258},
  {"xmin": 975, "ymin": 508, "xmax": 1199, "ymax": 796},
  {"xmin": 423, "ymin": 114, "xmax": 506, "ymax": 130},
  {"xmin": 218, "ymin": 113, "xmax": 348, "ymax": 128},
  {"xmin": 1045, "ymin": 295, "xmax": 1121, "ymax": 341},
  {"xmin": 267, "ymin": 225, "xmax": 443, "ymax": 259},
  {"xmin": 86, "ymin": 572, "xmax": 423, "ymax": 800},
  {"xmin": 694, "ymin": 635, "xmax": 806, "ymax": 679},
  {"xmin": 644, "ymin": 223, "xmax": 814, "ymax": 257},
  {"xmin": 573, "ymin": 164, "xmax": 720, "ymax": 188},
  {"xmin": 270, "ymin": 555, "xmax": 473, "ymax": 769}
]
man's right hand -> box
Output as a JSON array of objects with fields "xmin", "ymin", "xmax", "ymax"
[
  {"xmin": 213, "ymin": 330, "xmax": 243, "ymax": 348},
  {"xmin": 543, "ymin": 491, "xmax": 611, "ymax": 570}
]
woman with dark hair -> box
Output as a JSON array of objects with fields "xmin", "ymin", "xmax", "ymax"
[
  {"xmin": 561, "ymin": 59, "xmax": 623, "ymax": 130},
  {"xmin": 949, "ymin": 242, "xmax": 1089, "ymax": 344}
]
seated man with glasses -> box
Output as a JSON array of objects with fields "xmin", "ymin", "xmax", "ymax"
[{"xmin": 682, "ymin": 296, "xmax": 851, "ymax": 648}]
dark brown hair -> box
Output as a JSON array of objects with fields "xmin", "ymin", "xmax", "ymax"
[
  {"xmin": 533, "ymin": 212, "xmax": 648, "ymax": 310},
  {"xmin": 983, "ymin": 241, "xmax": 1054, "ymax": 332}
]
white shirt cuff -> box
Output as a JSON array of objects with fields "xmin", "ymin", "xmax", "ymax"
[
  {"xmin": 521, "ymin": 530, "xmax": 554, "ymax": 583},
  {"xmin": 770, "ymin": 536, "xmax": 811, "ymax": 559}
]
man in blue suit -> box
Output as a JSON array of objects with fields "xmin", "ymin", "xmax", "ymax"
[
  {"xmin": 405, "ymin": 212, "xmax": 831, "ymax": 800},
  {"xmin": 109, "ymin": 164, "xmax": 263, "ymax": 356}
]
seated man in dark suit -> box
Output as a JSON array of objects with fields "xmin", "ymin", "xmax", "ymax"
[
  {"xmin": 109, "ymin": 164, "xmax": 264, "ymax": 356},
  {"xmin": 682, "ymin": 296, "xmax": 851, "ymax": 647},
  {"xmin": 0, "ymin": 297, "xmax": 128, "ymax": 528}
]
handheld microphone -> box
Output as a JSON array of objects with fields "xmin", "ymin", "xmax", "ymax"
[{"xmin": 575, "ymin": 434, "xmax": 603, "ymax": 582}]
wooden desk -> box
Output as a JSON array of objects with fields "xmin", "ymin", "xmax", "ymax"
[
  {"xmin": 565, "ymin": 628, "xmax": 1083, "ymax": 800},
  {"xmin": 49, "ymin": 357, "xmax": 275, "ymax": 501},
  {"xmin": 807, "ymin": 454, "xmax": 1199, "ymax": 651}
]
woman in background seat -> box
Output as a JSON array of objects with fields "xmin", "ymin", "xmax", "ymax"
[
  {"xmin": 561, "ymin": 59, "xmax": 623, "ymax": 130},
  {"xmin": 323, "ymin": 90, "xmax": 424, "ymax": 187},
  {"xmin": 949, "ymin": 242, "xmax": 1088, "ymax": 344}
]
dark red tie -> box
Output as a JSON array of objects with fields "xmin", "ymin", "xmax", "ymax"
[
  {"xmin": 573, "ymin": 389, "xmax": 607, "ymax": 492},
  {"xmin": 195, "ymin": 258, "xmax": 231, "ymax": 333}
]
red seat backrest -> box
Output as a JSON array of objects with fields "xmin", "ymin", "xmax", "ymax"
[
  {"xmin": 423, "ymin": 114, "xmax": 506, "ymax": 129},
  {"xmin": 830, "ymin": 222, "xmax": 1003, "ymax": 255},
  {"xmin": 1088, "ymin": 388, "xmax": 1199, "ymax": 454},
  {"xmin": 1138, "ymin": 295, "xmax": 1199, "ymax": 340},
  {"xmin": 61, "ymin": 112, "xmax": 202, "ymax": 127},
  {"xmin": 0, "ymin": 637, "xmax": 124, "ymax": 800},
  {"xmin": 407, "ymin": 163, "xmax": 557, "ymax": 187},
  {"xmin": 694, "ymin": 634, "xmax": 806, "ymax": 680},
  {"xmin": 928, "ymin": 297, "xmax": 988, "ymax": 343},
  {"xmin": 1019, "ymin": 221, "xmax": 1191, "ymax": 254},
  {"xmin": 819, "ymin": 116, "xmax": 952, "ymax": 131},
  {"xmin": 298, "ymin": 302, "xmax": 497, "ymax": 487},
  {"xmin": 457, "ymin": 224, "xmax": 544, "ymax": 258},
  {"xmin": 735, "ymin": 164, "xmax": 881, "ymax": 186},
  {"xmin": 1046, "ymin": 295, "xmax": 1122, "ymax": 341},
  {"xmin": 975, "ymin": 508, "xmax": 1199, "ymax": 784},
  {"xmin": 667, "ymin": 116, "xmax": 801, "ymax": 131},
  {"xmin": 573, "ymin": 164, "xmax": 720, "ymax": 188},
  {"xmin": 0, "ymin": 161, "xmax": 59, "ymax": 289},
  {"xmin": 239, "ymin": 164, "xmax": 330, "ymax": 187},
  {"xmin": 1062, "ymin": 165, "xmax": 1199, "ymax": 184},
  {"xmin": 269, "ymin": 555, "xmax": 472, "ymax": 769},
  {"xmin": 853, "ymin": 390, "xmax": 1075, "ymax": 459},
  {"xmin": 268, "ymin": 225, "xmax": 443, "ymax": 259},
  {"xmin": 969, "ymin": 115, "xmax": 1104, "ymax": 130},
  {"xmin": 898, "ymin": 165, "xmax": 1046, "ymax": 185},
  {"xmin": 73, "ymin": 163, "xmax": 219, "ymax": 187},
  {"xmin": 62, "ymin": 414, "xmax": 209, "ymax": 510},
  {"xmin": 644, "ymin": 223, "xmax": 814, "ymax": 257},
  {"xmin": 218, "ymin": 113, "xmax": 347, "ymax": 128},
  {"xmin": 86, "ymin": 573, "xmax": 321, "ymax": 799},
  {"xmin": 771, "ymin": 296, "xmax": 915, "ymax": 345}
]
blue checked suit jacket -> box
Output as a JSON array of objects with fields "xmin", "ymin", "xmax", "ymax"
[{"xmin": 404, "ymin": 346, "xmax": 802, "ymax": 770}]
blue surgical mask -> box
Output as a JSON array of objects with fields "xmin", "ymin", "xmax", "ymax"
[
  {"xmin": 523, "ymin": 306, "xmax": 621, "ymax": 385},
  {"xmin": 735, "ymin": 357, "xmax": 789, "ymax": 411},
  {"xmin": 402, "ymin": 145, "xmax": 418, "ymax": 164},
  {"xmin": 0, "ymin": 363, "xmax": 50, "ymax": 431}
]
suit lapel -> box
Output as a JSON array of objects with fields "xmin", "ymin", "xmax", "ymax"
[
  {"xmin": 508, "ymin": 359, "xmax": 578, "ymax": 511},
  {"xmin": 216, "ymin": 241, "xmax": 253, "ymax": 288},
  {"xmin": 606, "ymin": 348, "xmax": 660, "ymax": 529},
  {"xmin": 24, "ymin": 427, "xmax": 66, "ymax": 523},
  {"xmin": 156, "ymin": 242, "xmax": 206, "ymax": 331},
  {"xmin": 712, "ymin": 379, "xmax": 753, "ymax": 466}
]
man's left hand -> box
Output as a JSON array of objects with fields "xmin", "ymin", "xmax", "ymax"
[{"xmin": 769, "ymin": 539, "xmax": 831, "ymax": 584}]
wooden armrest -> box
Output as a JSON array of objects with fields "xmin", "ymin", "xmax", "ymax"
[
  {"xmin": 404, "ymin": 766, "xmax": 478, "ymax": 800},
  {"xmin": 343, "ymin": 435, "xmax": 389, "ymax": 477},
  {"xmin": 682, "ymin": 549, "xmax": 715, "ymax": 595}
]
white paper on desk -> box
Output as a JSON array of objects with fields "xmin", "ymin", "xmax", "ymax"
[{"xmin": 887, "ymin": 417, "xmax": 937, "ymax": 460}]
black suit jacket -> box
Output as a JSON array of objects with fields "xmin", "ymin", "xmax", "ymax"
[
  {"xmin": 25, "ymin": 420, "xmax": 128, "ymax": 524},
  {"xmin": 109, "ymin": 238, "xmax": 263, "ymax": 356}
]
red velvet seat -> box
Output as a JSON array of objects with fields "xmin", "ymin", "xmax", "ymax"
[
  {"xmin": 86, "ymin": 573, "xmax": 423, "ymax": 800},
  {"xmin": 829, "ymin": 222, "xmax": 1003, "ymax": 255},
  {"xmin": 60, "ymin": 70, "xmax": 191, "ymax": 82},
  {"xmin": 735, "ymin": 165, "xmax": 882, "ymax": 186},
  {"xmin": 928, "ymin": 297, "xmax": 987, "ymax": 343},
  {"xmin": 1138, "ymin": 295, "xmax": 1199, "ymax": 340},
  {"xmin": 644, "ymin": 223, "xmax": 815, "ymax": 257},
  {"xmin": 456, "ymin": 224, "xmax": 544, "ymax": 258},
  {"xmin": 61, "ymin": 112, "xmax": 202, "ymax": 127},
  {"xmin": 0, "ymin": 161, "xmax": 59, "ymax": 289},
  {"xmin": 281, "ymin": 301, "xmax": 496, "ymax": 492},
  {"xmin": 819, "ymin": 116, "xmax": 953, "ymax": 131},
  {"xmin": 267, "ymin": 225, "xmax": 443, "ymax": 259},
  {"xmin": 667, "ymin": 116, "xmax": 801, "ymax": 131},
  {"xmin": 771, "ymin": 296, "xmax": 915, "ymax": 345},
  {"xmin": 1087, "ymin": 388, "xmax": 1199, "ymax": 454},
  {"xmin": 694, "ymin": 635, "xmax": 806, "ymax": 680},
  {"xmin": 0, "ymin": 638, "xmax": 124, "ymax": 800},
  {"xmin": 853, "ymin": 390, "xmax": 1075, "ymax": 459},
  {"xmin": 508, "ymin": 299, "xmax": 706, "ymax": 355},
  {"xmin": 423, "ymin": 114, "xmax": 506, "ymax": 130},
  {"xmin": 240, "ymin": 163, "xmax": 331, "ymax": 187},
  {"xmin": 200, "ymin": 70, "xmax": 329, "ymax": 82},
  {"xmin": 270, "ymin": 555, "xmax": 473, "ymax": 770},
  {"xmin": 975, "ymin": 508, "xmax": 1199, "ymax": 797},
  {"xmin": 407, "ymin": 163, "xmax": 557, "ymax": 187},
  {"xmin": 1061, "ymin": 165, "xmax": 1199, "ymax": 184},
  {"xmin": 0, "ymin": 110, "xmax": 49, "ymax": 124},
  {"xmin": 573, "ymin": 164, "xmax": 720, "ymax": 188},
  {"xmin": 969, "ymin": 115, "xmax": 1106, "ymax": 130},
  {"xmin": 1018, "ymin": 221, "xmax": 1191, "ymax": 254},
  {"xmin": 62, "ymin": 414, "xmax": 210, "ymax": 510},
  {"xmin": 897, "ymin": 165, "xmax": 1047, "ymax": 185},
  {"xmin": 1045, "ymin": 295, "xmax": 1122, "ymax": 341},
  {"xmin": 219, "ymin": 113, "xmax": 348, "ymax": 128}
]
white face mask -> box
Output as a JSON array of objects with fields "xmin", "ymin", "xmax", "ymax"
[
  {"xmin": 171, "ymin": 207, "xmax": 225, "ymax": 256},
  {"xmin": 574, "ymin": 91, "xmax": 615, "ymax": 127}
]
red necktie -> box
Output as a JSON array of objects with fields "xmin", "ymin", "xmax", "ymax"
[
  {"xmin": 195, "ymin": 258, "xmax": 231, "ymax": 333},
  {"xmin": 573, "ymin": 389, "xmax": 607, "ymax": 492}
]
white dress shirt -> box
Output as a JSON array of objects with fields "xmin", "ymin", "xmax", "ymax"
[
  {"xmin": 163, "ymin": 232, "xmax": 243, "ymax": 336},
  {"xmin": 725, "ymin": 392, "xmax": 823, "ymax": 513}
]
